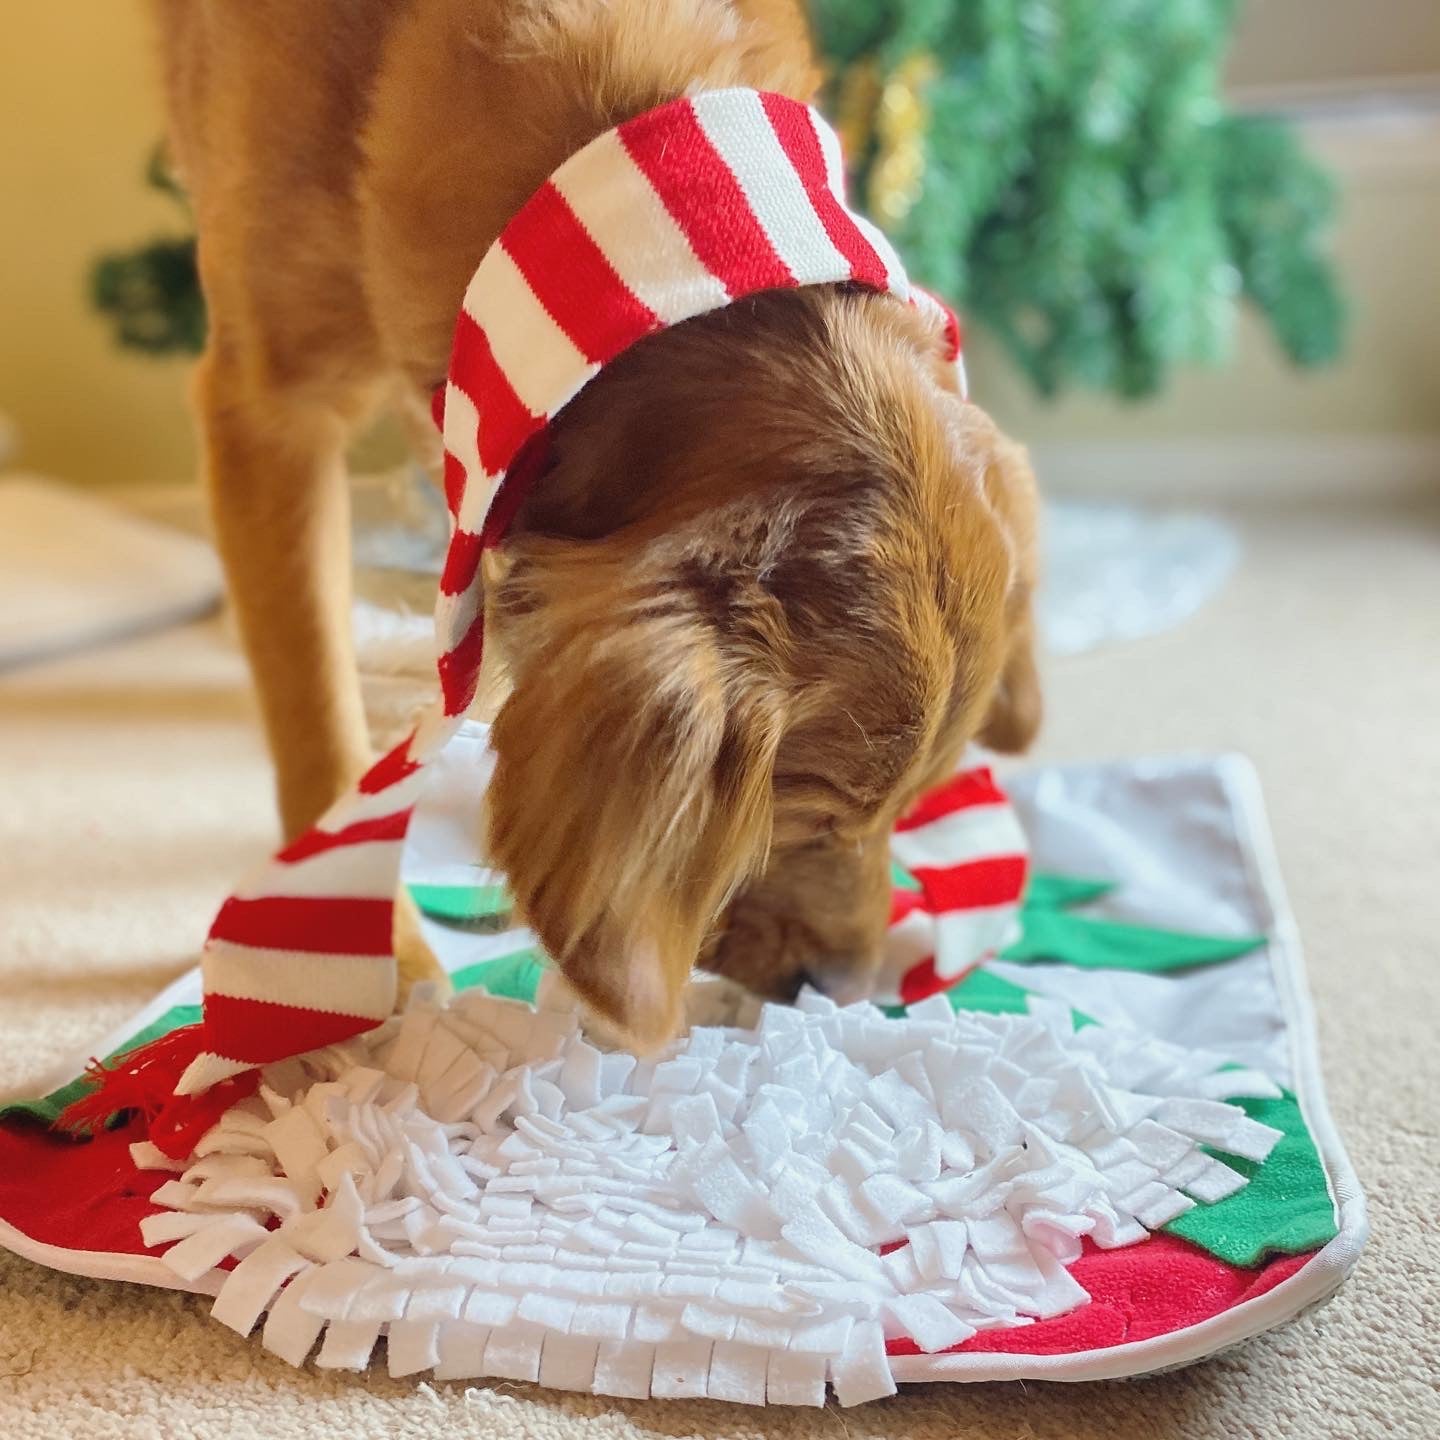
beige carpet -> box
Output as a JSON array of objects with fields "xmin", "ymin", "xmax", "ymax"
[{"xmin": 2, "ymin": 483, "xmax": 1438, "ymax": 1439}]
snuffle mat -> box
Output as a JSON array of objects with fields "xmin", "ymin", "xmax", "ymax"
[{"xmin": 0, "ymin": 735, "xmax": 1365, "ymax": 1406}]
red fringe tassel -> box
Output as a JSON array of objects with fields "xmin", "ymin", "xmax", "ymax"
[{"xmin": 57, "ymin": 1023, "xmax": 259, "ymax": 1160}]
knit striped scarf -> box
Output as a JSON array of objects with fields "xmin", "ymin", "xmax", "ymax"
[{"xmin": 94, "ymin": 88, "xmax": 1013, "ymax": 1138}]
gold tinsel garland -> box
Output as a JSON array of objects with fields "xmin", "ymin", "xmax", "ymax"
[{"xmin": 834, "ymin": 52, "xmax": 938, "ymax": 230}]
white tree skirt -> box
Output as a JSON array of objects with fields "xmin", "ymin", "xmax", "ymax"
[
  {"xmin": 1039, "ymin": 501, "xmax": 1240, "ymax": 657},
  {"xmin": 135, "ymin": 983, "xmax": 1282, "ymax": 1406}
]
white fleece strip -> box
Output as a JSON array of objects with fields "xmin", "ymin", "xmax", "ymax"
[
  {"xmin": 552, "ymin": 129, "xmax": 730, "ymax": 322},
  {"xmin": 141, "ymin": 986, "xmax": 1282, "ymax": 1405}
]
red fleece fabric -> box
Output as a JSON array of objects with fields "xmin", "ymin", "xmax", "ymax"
[
  {"xmin": 0, "ymin": 1115, "xmax": 168, "ymax": 1257},
  {"xmin": 887, "ymin": 1234, "xmax": 1313, "ymax": 1357}
]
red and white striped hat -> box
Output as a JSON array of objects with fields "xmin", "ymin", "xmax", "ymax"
[{"xmin": 145, "ymin": 89, "xmax": 984, "ymax": 1114}]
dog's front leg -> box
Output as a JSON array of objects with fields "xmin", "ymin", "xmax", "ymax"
[{"xmin": 196, "ymin": 359, "xmax": 371, "ymax": 842}]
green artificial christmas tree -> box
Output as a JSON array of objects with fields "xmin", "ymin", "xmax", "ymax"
[
  {"xmin": 816, "ymin": 0, "xmax": 1344, "ymax": 396},
  {"xmin": 91, "ymin": 1, "xmax": 1344, "ymax": 400}
]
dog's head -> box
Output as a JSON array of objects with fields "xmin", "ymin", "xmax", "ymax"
[{"xmin": 484, "ymin": 287, "xmax": 1039, "ymax": 1047}]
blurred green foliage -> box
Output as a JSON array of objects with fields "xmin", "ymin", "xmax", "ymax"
[
  {"xmin": 816, "ymin": 0, "xmax": 1344, "ymax": 397},
  {"xmin": 90, "ymin": 146, "xmax": 204, "ymax": 357}
]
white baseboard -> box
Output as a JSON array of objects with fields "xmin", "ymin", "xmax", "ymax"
[{"xmin": 1030, "ymin": 433, "xmax": 1440, "ymax": 504}]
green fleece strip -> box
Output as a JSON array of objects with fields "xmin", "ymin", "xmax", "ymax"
[
  {"xmin": 951, "ymin": 966, "xmax": 1099, "ymax": 1029},
  {"xmin": 449, "ymin": 948, "xmax": 549, "ymax": 1005},
  {"xmin": 890, "ymin": 859, "xmax": 924, "ymax": 893},
  {"xmin": 408, "ymin": 881, "xmax": 512, "ymax": 925},
  {"xmin": 1165, "ymin": 1091, "xmax": 1339, "ymax": 1266},
  {"xmin": 945, "ymin": 966, "xmax": 1043, "ymax": 1017},
  {"xmin": 1004, "ymin": 908, "xmax": 1266, "ymax": 972},
  {"xmin": 1023, "ymin": 874, "xmax": 1115, "ymax": 909},
  {"xmin": 881, "ymin": 966, "xmax": 1097, "ymax": 1029}
]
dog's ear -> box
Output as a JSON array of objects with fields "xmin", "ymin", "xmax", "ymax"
[
  {"xmin": 484, "ymin": 538, "xmax": 785, "ymax": 1050},
  {"xmin": 978, "ymin": 595, "xmax": 1042, "ymax": 753},
  {"xmin": 976, "ymin": 433, "xmax": 1043, "ymax": 754}
]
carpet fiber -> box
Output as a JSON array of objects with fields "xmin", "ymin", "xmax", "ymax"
[{"xmin": 1, "ymin": 482, "xmax": 1437, "ymax": 1438}]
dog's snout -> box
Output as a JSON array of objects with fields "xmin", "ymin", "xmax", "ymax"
[{"xmin": 795, "ymin": 957, "xmax": 883, "ymax": 1007}]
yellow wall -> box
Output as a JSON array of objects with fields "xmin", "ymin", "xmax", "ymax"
[{"xmin": 0, "ymin": 3, "xmax": 197, "ymax": 487}]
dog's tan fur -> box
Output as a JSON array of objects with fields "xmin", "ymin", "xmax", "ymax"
[{"xmin": 153, "ymin": 0, "xmax": 1041, "ymax": 1047}]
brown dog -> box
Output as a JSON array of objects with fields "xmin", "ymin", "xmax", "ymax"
[{"xmin": 153, "ymin": 0, "xmax": 1041, "ymax": 1047}]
